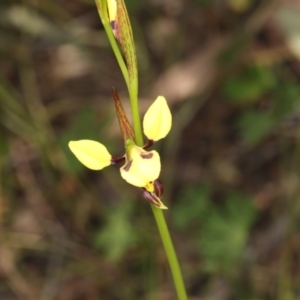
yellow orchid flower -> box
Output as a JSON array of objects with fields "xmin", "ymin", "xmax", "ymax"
[{"xmin": 68, "ymin": 93, "xmax": 172, "ymax": 209}]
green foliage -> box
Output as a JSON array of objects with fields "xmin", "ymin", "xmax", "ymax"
[
  {"xmin": 199, "ymin": 192, "xmax": 256, "ymax": 273},
  {"xmin": 173, "ymin": 186, "xmax": 256, "ymax": 274},
  {"xmin": 273, "ymin": 82, "xmax": 300, "ymax": 121},
  {"xmin": 94, "ymin": 202, "xmax": 136, "ymax": 261},
  {"xmin": 222, "ymin": 63, "xmax": 300, "ymax": 146},
  {"xmin": 125, "ymin": 0, "xmax": 141, "ymax": 11},
  {"xmin": 239, "ymin": 80, "xmax": 300, "ymax": 146},
  {"xmin": 172, "ymin": 184, "xmax": 211, "ymax": 231},
  {"xmin": 237, "ymin": 110, "xmax": 274, "ymax": 145},
  {"xmin": 222, "ymin": 65, "xmax": 275, "ymax": 105},
  {"xmin": 237, "ymin": 82, "xmax": 300, "ymax": 145},
  {"xmin": 0, "ymin": 130, "xmax": 8, "ymax": 162}
]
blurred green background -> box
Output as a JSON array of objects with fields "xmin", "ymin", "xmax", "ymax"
[{"xmin": 1, "ymin": 0, "xmax": 300, "ymax": 299}]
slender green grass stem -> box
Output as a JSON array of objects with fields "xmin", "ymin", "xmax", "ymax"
[
  {"xmin": 151, "ymin": 206, "xmax": 188, "ymax": 300},
  {"xmin": 97, "ymin": 0, "xmax": 129, "ymax": 88}
]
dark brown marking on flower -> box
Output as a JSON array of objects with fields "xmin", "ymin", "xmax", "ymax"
[
  {"xmin": 141, "ymin": 153, "xmax": 153, "ymax": 159},
  {"xmin": 110, "ymin": 20, "xmax": 116, "ymax": 30},
  {"xmin": 154, "ymin": 179, "xmax": 164, "ymax": 197},
  {"xmin": 141, "ymin": 188, "xmax": 153, "ymax": 203},
  {"xmin": 143, "ymin": 139, "xmax": 154, "ymax": 150},
  {"xmin": 111, "ymin": 156, "xmax": 125, "ymax": 165},
  {"xmin": 123, "ymin": 159, "xmax": 133, "ymax": 171},
  {"xmin": 141, "ymin": 189, "xmax": 162, "ymax": 207}
]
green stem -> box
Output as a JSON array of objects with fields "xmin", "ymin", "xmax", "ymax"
[
  {"xmin": 127, "ymin": 32, "xmax": 188, "ymax": 300},
  {"xmin": 128, "ymin": 86, "xmax": 143, "ymax": 146},
  {"xmin": 151, "ymin": 206, "xmax": 188, "ymax": 300},
  {"xmin": 96, "ymin": 0, "xmax": 129, "ymax": 88},
  {"xmin": 96, "ymin": 0, "xmax": 143, "ymax": 145},
  {"xmin": 97, "ymin": 1, "xmax": 187, "ymax": 298}
]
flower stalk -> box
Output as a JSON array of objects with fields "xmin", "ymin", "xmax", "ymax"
[
  {"xmin": 93, "ymin": 1, "xmax": 188, "ymax": 298},
  {"xmin": 95, "ymin": 0, "xmax": 142, "ymax": 145}
]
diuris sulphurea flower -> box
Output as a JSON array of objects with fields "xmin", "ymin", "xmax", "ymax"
[{"xmin": 68, "ymin": 88, "xmax": 172, "ymax": 209}]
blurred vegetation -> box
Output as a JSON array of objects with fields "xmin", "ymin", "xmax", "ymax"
[{"xmin": 1, "ymin": 0, "xmax": 300, "ymax": 299}]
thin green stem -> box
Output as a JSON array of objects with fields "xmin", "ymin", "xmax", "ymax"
[
  {"xmin": 127, "ymin": 32, "xmax": 188, "ymax": 300},
  {"xmin": 96, "ymin": 0, "xmax": 187, "ymax": 298},
  {"xmin": 125, "ymin": 14, "xmax": 188, "ymax": 300},
  {"xmin": 96, "ymin": 0, "xmax": 129, "ymax": 89},
  {"xmin": 128, "ymin": 86, "xmax": 143, "ymax": 146},
  {"xmin": 151, "ymin": 206, "xmax": 188, "ymax": 300},
  {"xmin": 96, "ymin": 0, "xmax": 143, "ymax": 145}
]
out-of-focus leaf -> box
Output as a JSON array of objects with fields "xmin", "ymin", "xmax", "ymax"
[
  {"xmin": 172, "ymin": 185, "xmax": 211, "ymax": 230},
  {"xmin": 273, "ymin": 83, "xmax": 300, "ymax": 121},
  {"xmin": 222, "ymin": 66, "xmax": 275, "ymax": 105},
  {"xmin": 200, "ymin": 192, "xmax": 256, "ymax": 272},
  {"xmin": 238, "ymin": 110, "xmax": 273, "ymax": 145},
  {"xmin": 94, "ymin": 202, "xmax": 135, "ymax": 261},
  {"xmin": 0, "ymin": 130, "xmax": 8, "ymax": 163},
  {"xmin": 125, "ymin": 0, "xmax": 140, "ymax": 11}
]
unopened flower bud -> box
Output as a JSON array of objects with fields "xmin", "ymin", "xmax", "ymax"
[
  {"xmin": 141, "ymin": 181, "xmax": 167, "ymax": 210},
  {"xmin": 153, "ymin": 179, "xmax": 163, "ymax": 198}
]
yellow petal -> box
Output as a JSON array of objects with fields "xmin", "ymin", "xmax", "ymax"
[
  {"xmin": 68, "ymin": 140, "xmax": 111, "ymax": 170},
  {"xmin": 107, "ymin": 0, "xmax": 117, "ymax": 23},
  {"xmin": 143, "ymin": 96, "xmax": 172, "ymax": 141},
  {"xmin": 120, "ymin": 146, "xmax": 161, "ymax": 187}
]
